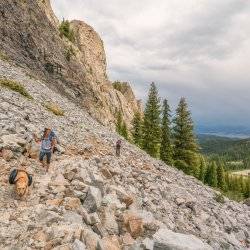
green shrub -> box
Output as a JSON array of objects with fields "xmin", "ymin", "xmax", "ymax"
[
  {"xmin": 59, "ymin": 20, "xmax": 75, "ymax": 42},
  {"xmin": 45, "ymin": 102, "xmax": 65, "ymax": 116},
  {"xmin": 223, "ymin": 190, "xmax": 244, "ymax": 202},
  {"xmin": 0, "ymin": 51, "xmax": 9, "ymax": 61},
  {"xmin": 0, "ymin": 78, "xmax": 33, "ymax": 99},
  {"xmin": 112, "ymin": 81, "xmax": 123, "ymax": 92},
  {"xmin": 214, "ymin": 193, "xmax": 225, "ymax": 203}
]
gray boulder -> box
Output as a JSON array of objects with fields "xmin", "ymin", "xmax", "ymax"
[
  {"xmin": 72, "ymin": 239, "xmax": 86, "ymax": 250},
  {"xmin": 83, "ymin": 186, "xmax": 102, "ymax": 213},
  {"xmin": 153, "ymin": 228, "xmax": 212, "ymax": 250}
]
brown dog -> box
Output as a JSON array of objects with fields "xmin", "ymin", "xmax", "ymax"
[{"xmin": 14, "ymin": 170, "xmax": 29, "ymax": 199}]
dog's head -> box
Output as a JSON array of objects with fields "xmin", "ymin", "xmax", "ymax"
[{"xmin": 16, "ymin": 178, "xmax": 27, "ymax": 196}]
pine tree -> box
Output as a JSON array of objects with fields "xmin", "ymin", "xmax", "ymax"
[
  {"xmin": 244, "ymin": 177, "xmax": 250, "ymax": 198},
  {"xmin": 121, "ymin": 122, "xmax": 128, "ymax": 140},
  {"xmin": 209, "ymin": 162, "xmax": 218, "ymax": 187},
  {"xmin": 224, "ymin": 171, "xmax": 230, "ymax": 191},
  {"xmin": 116, "ymin": 110, "xmax": 123, "ymax": 135},
  {"xmin": 131, "ymin": 112, "xmax": 143, "ymax": 147},
  {"xmin": 198, "ymin": 156, "xmax": 206, "ymax": 182},
  {"xmin": 217, "ymin": 161, "xmax": 226, "ymax": 190},
  {"xmin": 238, "ymin": 175, "xmax": 245, "ymax": 194},
  {"xmin": 233, "ymin": 176, "xmax": 239, "ymax": 192},
  {"xmin": 192, "ymin": 162, "xmax": 200, "ymax": 179},
  {"xmin": 142, "ymin": 82, "xmax": 161, "ymax": 157},
  {"xmin": 160, "ymin": 99, "xmax": 173, "ymax": 165},
  {"xmin": 173, "ymin": 97, "xmax": 199, "ymax": 173}
]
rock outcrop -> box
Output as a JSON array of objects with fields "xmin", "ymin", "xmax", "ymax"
[
  {"xmin": 0, "ymin": 0, "xmax": 141, "ymax": 127},
  {"xmin": 0, "ymin": 59, "xmax": 249, "ymax": 249}
]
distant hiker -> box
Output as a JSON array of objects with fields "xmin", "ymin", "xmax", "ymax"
[
  {"xmin": 116, "ymin": 139, "xmax": 121, "ymax": 157},
  {"xmin": 39, "ymin": 126, "xmax": 57, "ymax": 172}
]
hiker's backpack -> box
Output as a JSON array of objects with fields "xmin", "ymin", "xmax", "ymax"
[
  {"xmin": 50, "ymin": 129, "xmax": 60, "ymax": 143},
  {"xmin": 9, "ymin": 169, "xmax": 18, "ymax": 184}
]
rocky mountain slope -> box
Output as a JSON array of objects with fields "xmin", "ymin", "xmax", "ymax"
[
  {"xmin": 0, "ymin": 59, "xmax": 250, "ymax": 250},
  {"xmin": 0, "ymin": 0, "xmax": 141, "ymax": 127}
]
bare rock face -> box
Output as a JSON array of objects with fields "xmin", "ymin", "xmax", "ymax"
[
  {"xmin": 70, "ymin": 20, "xmax": 107, "ymax": 85},
  {"xmin": 0, "ymin": 0, "xmax": 141, "ymax": 128},
  {"xmin": 69, "ymin": 20, "xmax": 141, "ymax": 127}
]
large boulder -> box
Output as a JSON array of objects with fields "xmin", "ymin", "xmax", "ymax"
[
  {"xmin": 83, "ymin": 186, "xmax": 102, "ymax": 213},
  {"xmin": 63, "ymin": 197, "xmax": 82, "ymax": 210},
  {"xmin": 107, "ymin": 185, "xmax": 134, "ymax": 208},
  {"xmin": 1, "ymin": 134, "xmax": 27, "ymax": 154},
  {"xmin": 153, "ymin": 228, "xmax": 213, "ymax": 250},
  {"xmin": 100, "ymin": 207, "xmax": 119, "ymax": 235},
  {"xmin": 72, "ymin": 239, "xmax": 86, "ymax": 250},
  {"xmin": 121, "ymin": 212, "xmax": 144, "ymax": 239},
  {"xmin": 82, "ymin": 229, "xmax": 100, "ymax": 250},
  {"xmin": 97, "ymin": 235, "xmax": 121, "ymax": 250}
]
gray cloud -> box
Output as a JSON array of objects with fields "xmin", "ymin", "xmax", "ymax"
[{"xmin": 51, "ymin": 0, "xmax": 250, "ymax": 129}]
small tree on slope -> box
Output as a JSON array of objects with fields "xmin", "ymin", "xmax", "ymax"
[
  {"xmin": 172, "ymin": 97, "xmax": 199, "ymax": 174},
  {"xmin": 116, "ymin": 110, "xmax": 123, "ymax": 135},
  {"xmin": 198, "ymin": 156, "xmax": 206, "ymax": 182},
  {"xmin": 131, "ymin": 112, "xmax": 143, "ymax": 147},
  {"xmin": 142, "ymin": 82, "xmax": 161, "ymax": 157},
  {"xmin": 217, "ymin": 161, "xmax": 226, "ymax": 190},
  {"xmin": 121, "ymin": 121, "xmax": 128, "ymax": 140},
  {"xmin": 205, "ymin": 162, "xmax": 218, "ymax": 187},
  {"xmin": 160, "ymin": 99, "xmax": 173, "ymax": 165}
]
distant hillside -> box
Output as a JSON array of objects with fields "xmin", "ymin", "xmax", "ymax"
[
  {"xmin": 197, "ymin": 125, "xmax": 250, "ymax": 139},
  {"xmin": 198, "ymin": 134, "xmax": 250, "ymax": 165}
]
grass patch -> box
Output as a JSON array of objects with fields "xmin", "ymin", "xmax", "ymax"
[
  {"xmin": 59, "ymin": 19, "xmax": 75, "ymax": 42},
  {"xmin": 45, "ymin": 102, "xmax": 65, "ymax": 116},
  {"xmin": 214, "ymin": 193, "xmax": 225, "ymax": 203},
  {"xmin": 223, "ymin": 190, "xmax": 245, "ymax": 202},
  {"xmin": 0, "ymin": 51, "xmax": 9, "ymax": 61},
  {"xmin": 0, "ymin": 78, "xmax": 33, "ymax": 99},
  {"xmin": 112, "ymin": 81, "xmax": 124, "ymax": 92}
]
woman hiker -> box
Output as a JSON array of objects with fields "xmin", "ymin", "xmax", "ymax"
[{"xmin": 39, "ymin": 126, "xmax": 57, "ymax": 172}]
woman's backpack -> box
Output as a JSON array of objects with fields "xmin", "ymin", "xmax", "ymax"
[
  {"xmin": 9, "ymin": 169, "xmax": 18, "ymax": 184},
  {"xmin": 28, "ymin": 174, "xmax": 33, "ymax": 186}
]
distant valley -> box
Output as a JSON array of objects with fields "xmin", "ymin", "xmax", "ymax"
[{"xmin": 197, "ymin": 133, "xmax": 250, "ymax": 170}]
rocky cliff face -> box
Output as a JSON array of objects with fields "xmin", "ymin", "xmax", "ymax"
[
  {"xmin": 0, "ymin": 59, "xmax": 249, "ymax": 250},
  {"xmin": 0, "ymin": 0, "xmax": 141, "ymax": 127}
]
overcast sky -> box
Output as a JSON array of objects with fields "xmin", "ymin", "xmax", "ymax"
[{"xmin": 51, "ymin": 0, "xmax": 250, "ymax": 129}]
